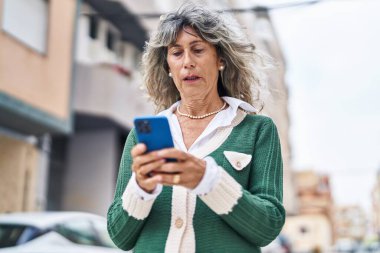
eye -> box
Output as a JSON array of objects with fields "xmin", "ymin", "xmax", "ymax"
[
  {"xmin": 170, "ymin": 49, "xmax": 182, "ymax": 57},
  {"xmin": 193, "ymin": 48, "xmax": 204, "ymax": 54}
]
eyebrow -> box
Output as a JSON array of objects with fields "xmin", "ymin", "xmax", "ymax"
[{"xmin": 169, "ymin": 40, "xmax": 205, "ymax": 48}]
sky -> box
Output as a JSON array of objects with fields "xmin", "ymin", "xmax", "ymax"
[{"xmin": 264, "ymin": 0, "xmax": 380, "ymax": 213}]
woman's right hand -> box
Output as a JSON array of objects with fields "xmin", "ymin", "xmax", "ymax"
[{"xmin": 131, "ymin": 143, "xmax": 165, "ymax": 193}]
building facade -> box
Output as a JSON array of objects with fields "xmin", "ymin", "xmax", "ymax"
[
  {"xmin": 333, "ymin": 205, "xmax": 367, "ymax": 241},
  {"xmin": 46, "ymin": 0, "xmax": 154, "ymax": 216},
  {"xmin": 0, "ymin": 0, "xmax": 78, "ymax": 212},
  {"xmin": 282, "ymin": 170, "xmax": 334, "ymax": 252}
]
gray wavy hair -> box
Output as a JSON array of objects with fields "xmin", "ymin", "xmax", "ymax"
[{"xmin": 142, "ymin": 3, "xmax": 268, "ymax": 112}]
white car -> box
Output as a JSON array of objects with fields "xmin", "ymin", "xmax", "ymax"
[{"xmin": 0, "ymin": 212, "xmax": 124, "ymax": 253}]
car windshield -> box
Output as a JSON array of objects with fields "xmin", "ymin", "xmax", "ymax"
[{"xmin": 0, "ymin": 224, "xmax": 40, "ymax": 248}]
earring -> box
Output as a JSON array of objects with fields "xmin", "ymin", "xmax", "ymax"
[
  {"xmin": 219, "ymin": 66, "xmax": 224, "ymax": 71},
  {"xmin": 169, "ymin": 72, "xmax": 172, "ymax": 77}
]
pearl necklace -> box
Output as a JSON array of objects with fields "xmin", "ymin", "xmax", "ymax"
[{"xmin": 176, "ymin": 102, "xmax": 227, "ymax": 119}]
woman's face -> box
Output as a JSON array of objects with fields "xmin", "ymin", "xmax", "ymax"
[{"xmin": 167, "ymin": 27, "xmax": 223, "ymax": 100}]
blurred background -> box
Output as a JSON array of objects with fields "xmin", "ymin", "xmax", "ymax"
[{"xmin": 0, "ymin": 0, "xmax": 379, "ymax": 252}]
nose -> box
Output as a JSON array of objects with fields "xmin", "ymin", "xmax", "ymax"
[{"xmin": 183, "ymin": 51, "xmax": 195, "ymax": 69}]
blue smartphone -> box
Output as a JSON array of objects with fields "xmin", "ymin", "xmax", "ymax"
[{"xmin": 134, "ymin": 116, "xmax": 175, "ymax": 153}]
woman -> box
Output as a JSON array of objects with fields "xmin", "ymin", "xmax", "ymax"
[{"xmin": 107, "ymin": 3, "xmax": 285, "ymax": 253}]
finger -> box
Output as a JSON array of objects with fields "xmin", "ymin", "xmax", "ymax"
[
  {"xmin": 133, "ymin": 151, "xmax": 161, "ymax": 169},
  {"xmin": 135, "ymin": 169, "xmax": 145, "ymax": 181},
  {"xmin": 157, "ymin": 148, "xmax": 189, "ymax": 161},
  {"xmin": 139, "ymin": 175, "xmax": 162, "ymax": 192},
  {"xmin": 139, "ymin": 159, "xmax": 166, "ymax": 176},
  {"xmin": 156, "ymin": 162, "xmax": 183, "ymax": 174},
  {"xmin": 131, "ymin": 143, "xmax": 147, "ymax": 158},
  {"xmin": 159, "ymin": 173, "xmax": 184, "ymax": 186}
]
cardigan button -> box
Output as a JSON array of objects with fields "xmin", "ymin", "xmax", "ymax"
[
  {"xmin": 175, "ymin": 217, "xmax": 183, "ymax": 229},
  {"xmin": 236, "ymin": 161, "xmax": 242, "ymax": 168}
]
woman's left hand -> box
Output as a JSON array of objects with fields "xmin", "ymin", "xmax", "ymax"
[{"xmin": 154, "ymin": 148, "xmax": 206, "ymax": 189}]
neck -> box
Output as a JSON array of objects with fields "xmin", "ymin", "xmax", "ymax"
[
  {"xmin": 177, "ymin": 99, "xmax": 227, "ymax": 119},
  {"xmin": 179, "ymin": 95, "xmax": 224, "ymax": 116}
]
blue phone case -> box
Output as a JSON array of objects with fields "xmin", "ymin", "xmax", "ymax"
[{"xmin": 134, "ymin": 116, "xmax": 175, "ymax": 152}]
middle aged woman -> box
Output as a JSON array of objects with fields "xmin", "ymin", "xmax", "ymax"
[{"xmin": 107, "ymin": 3, "xmax": 285, "ymax": 253}]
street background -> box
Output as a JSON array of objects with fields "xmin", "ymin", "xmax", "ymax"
[{"xmin": 0, "ymin": 0, "xmax": 379, "ymax": 252}]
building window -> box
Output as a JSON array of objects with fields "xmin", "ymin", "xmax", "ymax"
[
  {"xmin": 2, "ymin": 0, "xmax": 49, "ymax": 54},
  {"xmin": 88, "ymin": 15, "xmax": 99, "ymax": 39},
  {"xmin": 300, "ymin": 226, "xmax": 309, "ymax": 234},
  {"xmin": 117, "ymin": 43, "xmax": 125, "ymax": 59},
  {"xmin": 106, "ymin": 29, "xmax": 116, "ymax": 51}
]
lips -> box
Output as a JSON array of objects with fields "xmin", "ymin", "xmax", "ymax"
[{"xmin": 183, "ymin": 75, "xmax": 201, "ymax": 81}]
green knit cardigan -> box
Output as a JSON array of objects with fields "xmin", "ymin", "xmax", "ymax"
[{"xmin": 107, "ymin": 114, "xmax": 285, "ymax": 252}]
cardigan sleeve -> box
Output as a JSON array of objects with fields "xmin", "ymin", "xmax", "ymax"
[
  {"xmin": 199, "ymin": 117, "xmax": 286, "ymax": 247},
  {"xmin": 107, "ymin": 129, "xmax": 155, "ymax": 250}
]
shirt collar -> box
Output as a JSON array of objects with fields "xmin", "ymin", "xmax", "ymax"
[
  {"xmin": 221, "ymin": 96, "xmax": 257, "ymax": 113},
  {"xmin": 157, "ymin": 101, "xmax": 180, "ymax": 117}
]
